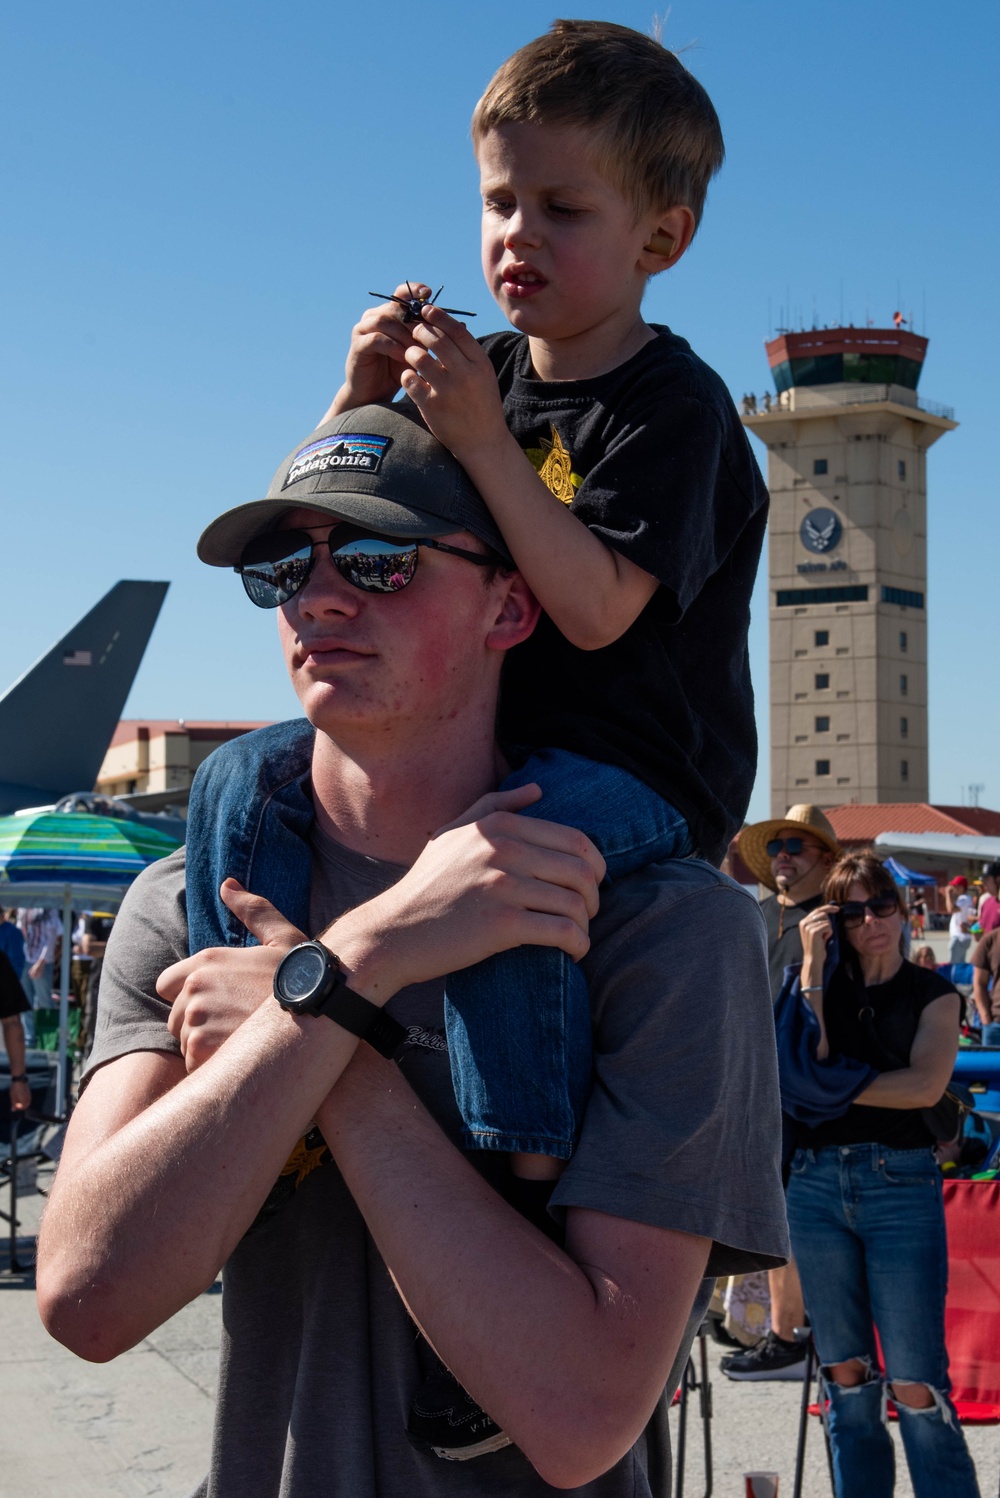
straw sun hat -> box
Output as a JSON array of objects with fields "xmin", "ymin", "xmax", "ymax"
[{"xmin": 738, "ymin": 805, "xmax": 841, "ymax": 891}]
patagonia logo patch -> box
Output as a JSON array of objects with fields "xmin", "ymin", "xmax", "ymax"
[{"xmin": 282, "ymin": 433, "xmax": 392, "ymax": 489}]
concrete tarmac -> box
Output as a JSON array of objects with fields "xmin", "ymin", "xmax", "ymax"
[
  {"xmin": 1, "ymin": 1163, "xmax": 218, "ymax": 1498},
  {"xmin": 4, "ymin": 1156, "xmax": 997, "ymax": 1497}
]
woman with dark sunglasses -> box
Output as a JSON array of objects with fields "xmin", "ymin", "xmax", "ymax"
[{"xmin": 785, "ymin": 850, "xmax": 979, "ymax": 1498}]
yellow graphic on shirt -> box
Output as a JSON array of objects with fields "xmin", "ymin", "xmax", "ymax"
[
  {"xmin": 524, "ymin": 425, "xmax": 583, "ymax": 505},
  {"xmin": 280, "ymin": 1131, "xmax": 330, "ymax": 1187}
]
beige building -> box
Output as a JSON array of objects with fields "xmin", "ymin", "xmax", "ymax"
[
  {"xmin": 95, "ymin": 720, "xmax": 271, "ymax": 799},
  {"xmin": 743, "ymin": 327, "xmax": 956, "ymax": 816}
]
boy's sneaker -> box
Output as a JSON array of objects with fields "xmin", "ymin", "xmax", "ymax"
[
  {"xmin": 720, "ymin": 1330, "xmax": 807, "ymax": 1381},
  {"xmin": 407, "ymin": 1365, "xmax": 512, "ymax": 1461}
]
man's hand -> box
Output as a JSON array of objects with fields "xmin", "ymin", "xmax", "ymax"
[
  {"xmin": 160, "ymin": 882, "xmax": 305, "ymax": 1071},
  {"xmin": 10, "ymin": 1079, "xmax": 30, "ymax": 1112},
  {"xmin": 29, "ymin": 956, "xmax": 46, "ymax": 981},
  {"xmin": 399, "ymin": 305, "xmax": 509, "ymax": 461},
  {"xmin": 323, "ymin": 282, "xmax": 431, "ymax": 421},
  {"xmin": 327, "ymin": 785, "xmax": 606, "ymax": 999}
]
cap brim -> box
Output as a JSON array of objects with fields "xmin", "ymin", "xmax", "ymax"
[
  {"xmin": 737, "ymin": 818, "xmax": 841, "ymax": 890},
  {"xmin": 197, "ymin": 492, "xmax": 498, "ymax": 567}
]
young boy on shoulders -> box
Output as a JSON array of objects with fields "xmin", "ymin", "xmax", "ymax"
[{"xmin": 324, "ymin": 15, "xmax": 768, "ymax": 1178}]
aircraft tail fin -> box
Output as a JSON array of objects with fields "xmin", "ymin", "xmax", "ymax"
[{"xmin": 0, "ymin": 580, "xmax": 169, "ymax": 812}]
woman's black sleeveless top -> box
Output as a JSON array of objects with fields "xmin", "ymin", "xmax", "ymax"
[{"xmin": 800, "ymin": 961, "xmax": 957, "ymax": 1150}]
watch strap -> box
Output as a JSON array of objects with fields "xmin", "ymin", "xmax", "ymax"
[{"xmin": 316, "ymin": 967, "xmax": 408, "ymax": 1061}]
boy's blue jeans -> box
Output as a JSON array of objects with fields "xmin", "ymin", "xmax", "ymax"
[
  {"xmin": 786, "ymin": 1144, "xmax": 980, "ymax": 1498},
  {"xmin": 184, "ymin": 725, "xmax": 691, "ymax": 1163},
  {"xmin": 446, "ymin": 748, "xmax": 692, "ymax": 1158}
]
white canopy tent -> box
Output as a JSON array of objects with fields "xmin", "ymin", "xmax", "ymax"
[{"xmin": 873, "ymin": 831, "xmax": 1000, "ymax": 863}]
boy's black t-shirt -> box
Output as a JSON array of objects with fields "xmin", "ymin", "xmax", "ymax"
[
  {"xmin": 481, "ymin": 327, "xmax": 769, "ymax": 866},
  {"xmin": 800, "ymin": 960, "xmax": 958, "ymax": 1150}
]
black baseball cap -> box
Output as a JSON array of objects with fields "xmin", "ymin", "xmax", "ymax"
[{"xmin": 197, "ymin": 403, "xmax": 512, "ymax": 567}]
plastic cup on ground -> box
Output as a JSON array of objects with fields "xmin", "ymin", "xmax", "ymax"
[{"xmin": 744, "ymin": 1474, "xmax": 779, "ymax": 1498}]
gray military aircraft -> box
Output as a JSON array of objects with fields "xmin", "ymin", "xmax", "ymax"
[{"xmin": 0, "ymin": 580, "xmax": 170, "ymax": 818}]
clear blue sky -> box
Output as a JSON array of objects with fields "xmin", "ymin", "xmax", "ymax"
[{"xmin": 3, "ymin": 0, "xmax": 997, "ymax": 822}]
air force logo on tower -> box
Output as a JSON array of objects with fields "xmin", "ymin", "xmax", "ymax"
[
  {"xmin": 283, "ymin": 434, "xmax": 392, "ymax": 490},
  {"xmin": 800, "ymin": 507, "xmax": 842, "ymax": 554}
]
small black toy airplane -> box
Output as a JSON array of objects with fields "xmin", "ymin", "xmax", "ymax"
[{"xmin": 368, "ymin": 282, "xmax": 477, "ymax": 324}]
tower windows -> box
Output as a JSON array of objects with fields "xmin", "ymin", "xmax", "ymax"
[
  {"xmin": 901, "ymin": 759, "xmax": 909, "ymax": 782},
  {"xmin": 900, "ymin": 631, "xmax": 908, "ymax": 651},
  {"xmin": 814, "ymin": 458, "xmax": 828, "ymax": 475},
  {"xmin": 815, "ymin": 673, "xmax": 830, "ymax": 690},
  {"xmin": 814, "ymin": 630, "xmax": 829, "ymax": 647},
  {"xmin": 900, "ymin": 716, "xmax": 909, "ymax": 738},
  {"xmin": 900, "ymin": 674, "xmax": 908, "ymax": 696},
  {"xmin": 815, "ymin": 716, "xmax": 830, "ymax": 733},
  {"xmin": 778, "ymin": 586, "xmax": 868, "ymax": 606},
  {"xmin": 881, "ymin": 587, "xmax": 924, "ymax": 608},
  {"xmin": 816, "ymin": 760, "xmax": 831, "ymax": 777},
  {"xmin": 898, "ymin": 460, "xmax": 906, "ymax": 479}
]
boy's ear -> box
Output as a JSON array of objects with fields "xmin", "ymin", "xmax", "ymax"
[{"xmin": 640, "ymin": 204, "xmax": 696, "ymax": 274}]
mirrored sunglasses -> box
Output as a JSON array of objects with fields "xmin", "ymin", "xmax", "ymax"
[{"xmin": 236, "ymin": 523, "xmax": 499, "ymax": 609}]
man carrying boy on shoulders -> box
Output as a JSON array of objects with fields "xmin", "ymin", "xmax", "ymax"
[{"xmin": 38, "ymin": 406, "xmax": 788, "ymax": 1496}]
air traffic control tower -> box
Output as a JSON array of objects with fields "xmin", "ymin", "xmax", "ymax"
[{"xmin": 743, "ymin": 327, "xmax": 956, "ymax": 816}]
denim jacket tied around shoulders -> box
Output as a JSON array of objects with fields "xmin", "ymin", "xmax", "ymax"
[{"xmin": 185, "ymin": 719, "xmax": 316, "ymax": 956}]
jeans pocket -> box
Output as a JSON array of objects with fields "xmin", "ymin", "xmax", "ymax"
[
  {"xmin": 878, "ymin": 1148, "xmax": 938, "ymax": 1185},
  {"xmin": 788, "ymin": 1149, "xmax": 809, "ymax": 1176}
]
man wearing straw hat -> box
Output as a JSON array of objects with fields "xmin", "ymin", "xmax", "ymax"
[
  {"xmin": 720, "ymin": 805, "xmax": 840, "ymax": 1382},
  {"xmin": 738, "ymin": 805, "xmax": 841, "ymax": 1003}
]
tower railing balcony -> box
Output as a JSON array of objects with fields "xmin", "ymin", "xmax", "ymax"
[{"xmin": 741, "ymin": 384, "xmax": 955, "ymax": 422}]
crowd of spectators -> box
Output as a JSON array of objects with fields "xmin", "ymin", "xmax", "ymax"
[
  {"xmin": 0, "ymin": 907, "xmax": 114, "ymax": 1100},
  {"xmin": 712, "ymin": 814, "xmax": 996, "ymax": 1494}
]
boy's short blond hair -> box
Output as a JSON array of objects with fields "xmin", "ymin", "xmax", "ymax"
[{"xmin": 472, "ymin": 19, "xmax": 724, "ymax": 226}]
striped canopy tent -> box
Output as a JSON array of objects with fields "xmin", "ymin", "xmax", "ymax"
[{"xmin": 0, "ymin": 811, "xmax": 182, "ymax": 1112}]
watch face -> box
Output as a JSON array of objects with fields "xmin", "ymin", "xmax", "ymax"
[{"xmin": 278, "ymin": 944, "xmax": 329, "ymax": 1004}]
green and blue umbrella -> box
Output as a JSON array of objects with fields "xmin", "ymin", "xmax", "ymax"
[{"xmin": 0, "ymin": 811, "xmax": 180, "ymax": 906}]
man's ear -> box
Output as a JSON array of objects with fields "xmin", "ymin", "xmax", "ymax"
[
  {"xmin": 639, "ymin": 204, "xmax": 696, "ymax": 275},
  {"xmin": 485, "ymin": 570, "xmax": 540, "ymax": 653}
]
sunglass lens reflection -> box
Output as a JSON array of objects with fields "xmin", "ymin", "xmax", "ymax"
[
  {"xmin": 239, "ymin": 532, "xmax": 314, "ymax": 609},
  {"xmin": 331, "ymin": 538, "xmax": 418, "ymax": 594}
]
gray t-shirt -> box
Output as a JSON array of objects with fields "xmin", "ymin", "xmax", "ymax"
[
  {"xmin": 760, "ymin": 893, "xmax": 824, "ymax": 1000},
  {"xmin": 89, "ymin": 831, "xmax": 787, "ymax": 1498}
]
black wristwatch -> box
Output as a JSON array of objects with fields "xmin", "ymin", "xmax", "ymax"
[{"xmin": 273, "ymin": 941, "xmax": 407, "ymax": 1061}]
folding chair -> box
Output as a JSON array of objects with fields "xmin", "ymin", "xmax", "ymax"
[
  {"xmin": 0, "ymin": 1050, "xmax": 61, "ymax": 1273},
  {"xmin": 792, "ymin": 1336, "xmax": 833, "ymax": 1498},
  {"xmin": 672, "ymin": 1318, "xmax": 713, "ymax": 1498},
  {"xmin": 792, "ymin": 1177, "xmax": 1000, "ymax": 1493},
  {"xmin": 953, "ymin": 1049, "xmax": 1000, "ymax": 1114}
]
